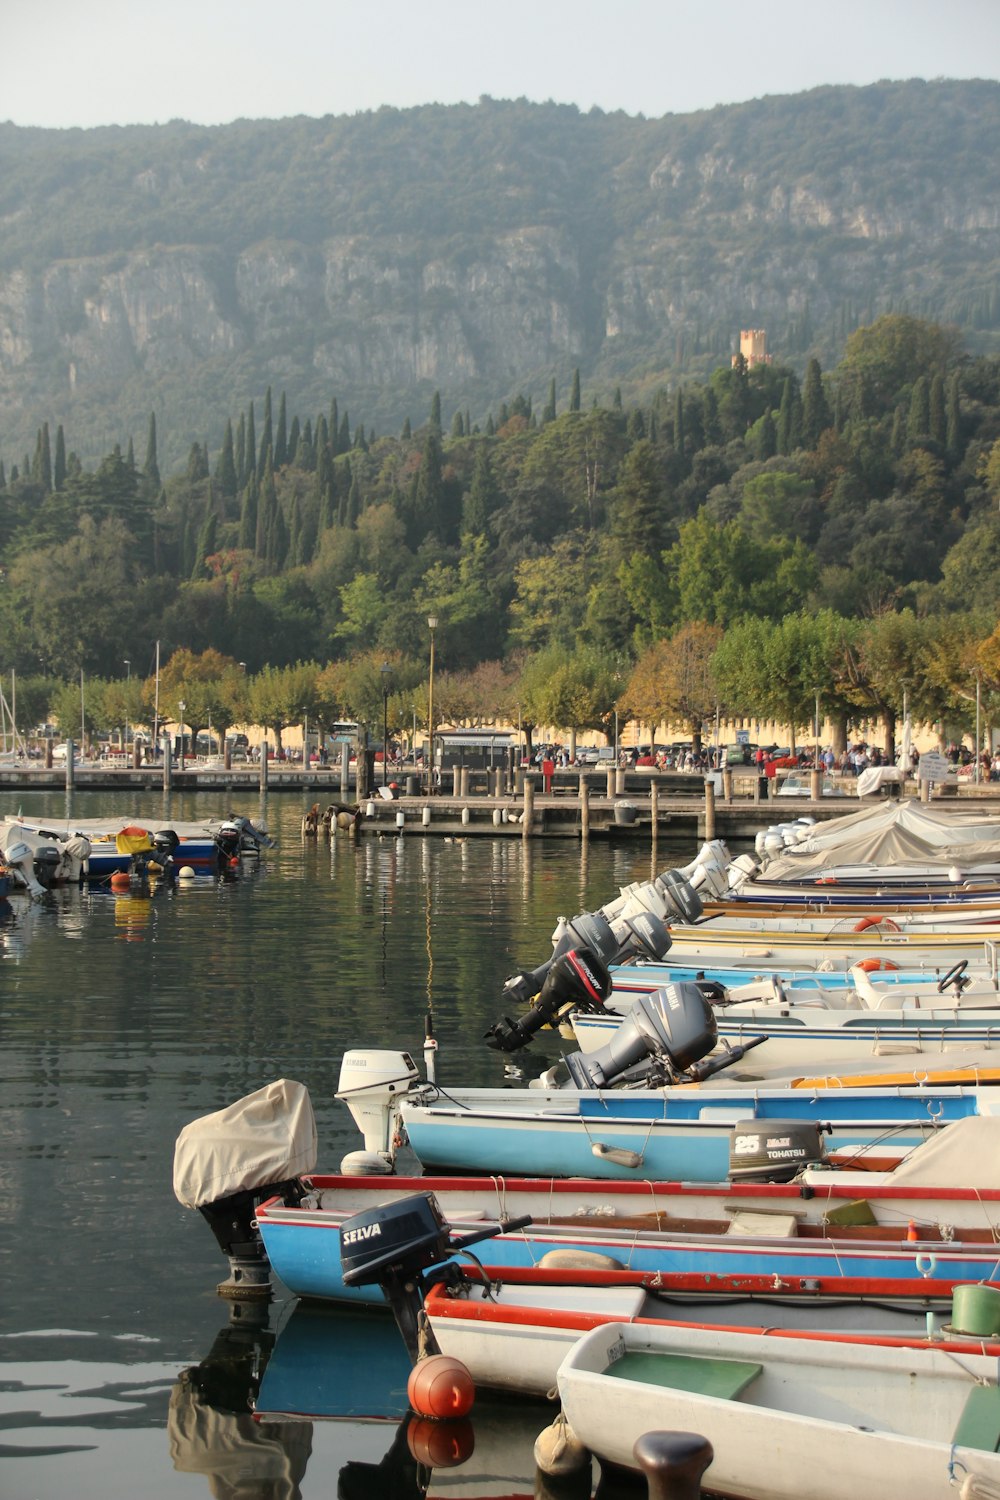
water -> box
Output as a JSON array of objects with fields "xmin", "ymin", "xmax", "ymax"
[{"xmin": 1, "ymin": 789, "xmax": 683, "ymax": 1499}]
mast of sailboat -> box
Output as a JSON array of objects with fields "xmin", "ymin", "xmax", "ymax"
[{"xmin": 153, "ymin": 640, "xmax": 160, "ymax": 745}]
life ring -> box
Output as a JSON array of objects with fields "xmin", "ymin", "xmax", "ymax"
[
  {"xmin": 816, "ymin": 876, "xmax": 838, "ymax": 885},
  {"xmin": 853, "ymin": 915, "xmax": 900, "ymax": 934},
  {"xmin": 855, "ymin": 958, "xmax": 899, "ymax": 972}
]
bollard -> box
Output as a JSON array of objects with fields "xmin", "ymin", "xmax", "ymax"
[
  {"xmin": 132, "ymin": 739, "xmax": 142, "ymax": 769},
  {"xmin": 44, "ymin": 737, "xmax": 54, "ymax": 769},
  {"xmin": 406, "ymin": 774, "xmax": 418, "ymax": 796},
  {"xmin": 704, "ymin": 777, "xmax": 716, "ymax": 840},
  {"xmin": 493, "ymin": 767, "xmax": 504, "ymax": 797},
  {"xmin": 451, "ymin": 766, "xmax": 461, "ymax": 797},
  {"xmin": 493, "ymin": 807, "xmax": 503, "ymax": 826},
  {"xmin": 615, "ymin": 769, "xmax": 625, "ymax": 797},
  {"xmin": 811, "ymin": 767, "xmax": 822, "ymax": 801},
  {"xmin": 523, "ymin": 778, "xmax": 534, "ymax": 838},
  {"xmin": 395, "ymin": 809, "xmax": 405, "ymax": 831},
  {"xmin": 459, "ymin": 766, "xmax": 470, "ymax": 799},
  {"xmin": 650, "ymin": 780, "xmax": 659, "ymax": 845},
  {"xmin": 605, "ymin": 768, "xmax": 615, "ymax": 800},
  {"xmin": 341, "ymin": 741, "xmax": 351, "ymax": 798},
  {"xmin": 422, "ymin": 804, "xmax": 432, "ymax": 826},
  {"xmin": 580, "ymin": 780, "xmax": 590, "ymax": 841},
  {"xmin": 461, "ymin": 806, "xmax": 470, "ymax": 825},
  {"xmin": 633, "ymin": 1431, "xmax": 714, "ymax": 1500},
  {"xmin": 162, "ymin": 736, "xmax": 173, "ymax": 791},
  {"xmin": 722, "ymin": 768, "xmax": 733, "ymax": 803},
  {"xmin": 921, "ymin": 777, "xmax": 930, "ymax": 804},
  {"xmin": 260, "ymin": 741, "xmax": 269, "ymax": 791}
]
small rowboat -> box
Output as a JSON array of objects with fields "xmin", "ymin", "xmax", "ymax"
[{"xmin": 555, "ymin": 1318, "xmax": 1000, "ymax": 1500}]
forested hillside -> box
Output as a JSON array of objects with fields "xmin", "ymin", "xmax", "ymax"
[
  {"xmin": 1, "ymin": 80, "xmax": 999, "ymax": 471},
  {"xmin": 5, "ymin": 311, "xmax": 1000, "ymax": 758}
]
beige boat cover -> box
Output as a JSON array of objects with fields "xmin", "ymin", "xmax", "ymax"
[
  {"xmin": 173, "ymin": 1078, "xmax": 317, "ymax": 1208},
  {"xmin": 759, "ymin": 800, "xmax": 1000, "ymax": 882},
  {"xmin": 887, "ymin": 1114, "xmax": 1000, "ymax": 1191}
]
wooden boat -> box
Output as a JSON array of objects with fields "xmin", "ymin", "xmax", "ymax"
[
  {"xmin": 423, "ymin": 1266, "xmax": 1000, "ymax": 1399},
  {"xmin": 253, "ymin": 1122, "xmax": 1000, "ymax": 1305},
  {"xmin": 555, "ymin": 1318, "xmax": 1000, "ymax": 1500},
  {"xmin": 0, "ymin": 811, "xmax": 271, "ymax": 883}
]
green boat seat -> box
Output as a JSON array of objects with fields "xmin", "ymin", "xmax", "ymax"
[
  {"xmin": 605, "ymin": 1350, "xmax": 763, "ymax": 1400},
  {"xmin": 953, "ymin": 1384, "xmax": 1000, "ymax": 1454}
]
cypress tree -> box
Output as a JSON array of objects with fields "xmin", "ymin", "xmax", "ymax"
[
  {"xmin": 256, "ymin": 458, "xmax": 277, "ymax": 560},
  {"xmin": 907, "ymin": 376, "xmax": 930, "ymax": 445},
  {"xmin": 274, "ymin": 392, "xmax": 288, "ymax": 468},
  {"xmin": 946, "ymin": 375, "xmax": 962, "ymax": 459},
  {"xmin": 777, "ymin": 376, "xmax": 803, "ymax": 454},
  {"xmin": 316, "ymin": 445, "xmax": 335, "ymax": 530},
  {"xmin": 890, "ymin": 404, "xmax": 907, "ymax": 455},
  {"xmin": 702, "ymin": 388, "xmax": 721, "ymax": 446},
  {"xmin": 287, "ymin": 415, "xmax": 300, "ymax": 466},
  {"xmin": 401, "ymin": 417, "xmax": 412, "ymax": 440},
  {"xmin": 485, "ymin": 414, "xmax": 494, "ymax": 437},
  {"xmin": 611, "ymin": 439, "xmax": 666, "ymax": 559},
  {"xmin": 298, "ymin": 419, "xmax": 315, "ymax": 471},
  {"xmin": 9, "ymin": 464, "xmax": 18, "ymax": 483},
  {"xmin": 429, "ymin": 391, "xmax": 442, "ymax": 434},
  {"xmin": 674, "ymin": 390, "xmax": 685, "ymax": 456},
  {"xmin": 217, "ymin": 420, "xmax": 238, "ymax": 498},
  {"xmin": 801, "ymin": 358, "xmax": 831, "ymax": 447},
  {"xmin": 929, "ymin": 374, "xmax": 947, "ymax": 447},
  {"xmin": 53, "ymin": 426, "xmax": 66, "ymax": 491},
  {"xmin": 235, "ymin": 413, "xmax": 246, "ymax": 487},
  {"xmin": 258, "ymin": 387, "xmax": 273, "ymax": 478},
  {"xmin": 338, "ymin": 412, "xmax": 350, "ymax": 452},
  {"xmin": 238, "ymin": 476, "xmax": 258, "ymax": 551},
  {"xmin": 143, "ymin": 413, "xmax": 160, "ymax": 488},
  {"xmin": 542, "ymin": 378, "xmax": 557, "ymax": 424},
  {"xmin": 0, "ymin": 461, "xmax": 6, "ymax": 488},
  {"xmin": 191, "ymin": 500, "xmax": 217, "ymax": 579},
  {"xmin": 347, "ymin": 468, "xmax": 362, "ymax": 528},
  {"xmin": 756, "ymin": 409, "xmax": 777, "ymax": 460},
  {"xmin": 37, "ymin": 422, "xmax": 52, "ymax": 493},
  {"xmin": 126, "ymin": 436, "xmax": 135, "ymax": 471},
  {"xmin": 451, "ymin": 411, "xmax": 464, "ymax": 438},
  {"xmin": 329, "ymin": 399, "xmax": 340, "ymax": 452},
  {"xmin": 613, "ymin": 386, "xmax": 623, "ymax": 411},
  {"xmin": 463, "ymin": 444, "xmax": 500, "ymax": 535},
  {"xmin": 246, "ymin": 403, "xmax": 256, "ymax": 484},
  {"xmin": 570, "ymin": 368, "xmax": 581, "ymax": 412},
  {"xmin": 353, "ymin": 422, "xmax": 368, "ymax": 451},
  {"xmin": 288, "ymin": 494, "xmax": 303, "ymax": 566}
]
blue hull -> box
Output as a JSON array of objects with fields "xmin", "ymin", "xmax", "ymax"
[{"xmin": 258, "ymin": 1211, "xmax": 1000, "ymax": 1305}]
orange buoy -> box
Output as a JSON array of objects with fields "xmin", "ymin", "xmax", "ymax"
[
  {"xmin": 853, "ymin": 915, "xmax": 901, "ymax": 934},
  {"xmin": 407, "ymin": 1354, "xmax": 475, "ymax": 1420},
  {"xmin": 406, "ymin": 1416, "xmax": 475, "ymax": 1466},
  {"xmin": 907, "ymin": 1221, "xmax": 919, "ymax": 1242},
  {"xmin": 856, "ymin": 958, "xmax": 899, "ymax": 972},
  {"xmin": 110, "ymin": 871, "xmax": 131, "ymax": 891}
]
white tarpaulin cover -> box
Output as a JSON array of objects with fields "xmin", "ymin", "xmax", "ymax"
[
  {"xmin": 758, "ymin": 800, "xmax": 1000, "ymax": 882},
  {"xmin": 888, "ymin": 1115, "xmax": 1000, "ymax": 1191},
  {"xmin": 173, "ymin": 1078, "xmax": 317, "ymax": 1208}
]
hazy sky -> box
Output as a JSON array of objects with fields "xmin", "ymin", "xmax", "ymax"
[{"xmin": 5, "ymin": 0, "xmax": 1000, "ymax": 130}]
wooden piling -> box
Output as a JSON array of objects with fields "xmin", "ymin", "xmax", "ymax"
[
  {"xmin": 259, "ymin": 741, "xmax": 269, "ymax": 791},
  {"xmin": 523, "ymin": 778, "xmax": 534, "ymax": 838},
  {"xmin": 704, "ymin": 777, "xmax": 716, "ymax": 840},
  {"xmin": 580, "ymin": 777, "xmax": 590, "ymax": 840},
  {"xmin": 64, "ymin": 739, "xmax": 75, "ymax": 790}
]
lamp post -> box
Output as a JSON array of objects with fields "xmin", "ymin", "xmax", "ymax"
[
  {"xmin": 178, "ymin": 700, "xmax": 186, "ymax": 762},
  {"xmin": 380, "ymin": 661, "xmax": 392, "ymax": 787},
  {"xmin": 124, "ymin": 659, "xmax": 131, "ymax": 752},
  {"xmin": 426, "ymin": 614, "xmax": 438, "ymax": 795}
]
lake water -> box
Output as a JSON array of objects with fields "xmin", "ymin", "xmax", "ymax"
[{"xmin": 1, "ymin": 789, "xmax": 691, "ymax": 1500}]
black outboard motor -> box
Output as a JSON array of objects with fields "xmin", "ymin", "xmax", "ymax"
[
  {"xmin": 340, "ymin": 1191, "xmax": 531, "ymax": 1361},
  {"xmin": 33, "ymin": 845, "xmax": 62, "ymax": 887},
  {"xmin": 198, "ymin": 1179, "xmax": 307, "ymax": 1298},
  {"xmin": 564, "ymin": 983, "xmax": 767, "ymax": 1090},
  {"xmin": 487, "ymin": 908, "xmax": 672, "ymax": 1053},
  {"xmin": 485, "ymin": 945, "xmax": 612, "ymax": 1052}
]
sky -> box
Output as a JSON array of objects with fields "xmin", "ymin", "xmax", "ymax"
[{"xmin": 5, "ymin": 0, "xmax": 1000, "ymax": 130}]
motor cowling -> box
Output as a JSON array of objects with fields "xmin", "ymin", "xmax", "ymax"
[
  {"xmin": 485, "ymin": 945, "xmax": 612, "ymax": 1052},
  {"xmin": 564, "ymin": 983, "xmax": 718, "ymax": 1089},
  {"xmin": 32, "ymin": 845, "xmax": 63, "ymax": 887},
  {"xmin": 729, "ymin": 1120, "xmax": 827, "ymax": 1183}
]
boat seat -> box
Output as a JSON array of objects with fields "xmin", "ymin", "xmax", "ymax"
[
  {"xmin": 953, "ymin": 1384, "xmax": 1000, "ymax": 1453},
  {"xmin": 605, "ymin": 1351, "xmax": 762, "ymax": 1400}
]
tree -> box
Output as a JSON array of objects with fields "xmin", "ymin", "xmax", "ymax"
[
  {"xmin": 801, "ymin": 359, "xmax": 831, "ymax": 447},
  {"xmin": 143, "ymin": 413, "xmax": 160, "ymax": 489},
  {"xmin": 216, "ymin": 420, "xmax": 238, "ymax": 498},
  {"xmin": 620, "ymin": 623, "xmax": 722, "ymax": 751},
  {"xmin": 569, "ymin": 368, "xmax": 581, "ymax": 413},
  {"xmin": 610, "ymin": 440, "xmax": 667, "ymax": 560},
  {"xmin": 838, "ymin": 315, "xmax": 961, "ymax": 411}
]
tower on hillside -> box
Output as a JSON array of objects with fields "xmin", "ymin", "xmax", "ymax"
[{"xmin": 732, "ymin": 329, "xmax": 772, "ymax": 368}]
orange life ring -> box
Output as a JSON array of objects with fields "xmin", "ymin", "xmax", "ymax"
[
  {"xmin": 853, "ymin": 915, "xmax": 901, "ymax": 934},
  {"xmin": 816, "ymin": 876, "xmax": 838, "ymax": 885},
  {"xmin": 856, "ymin": 958, "xmax": 899, "ymax": 972}
]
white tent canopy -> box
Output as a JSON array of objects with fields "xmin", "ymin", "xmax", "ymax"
[{"xmin": 758, "ymin": 800, "xmax": 1000, "ymax": 882}]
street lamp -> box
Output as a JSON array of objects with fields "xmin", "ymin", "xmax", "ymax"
[
  {"xmin": 426, "ymin": 614, "xmax": 438, "ymax": 795},
  {"xmin": 380, "ymin": 661, "xmax": 392, "ymax": 787},
  {"xmin": 124, "ymin": 659, "xmax": 131, "ymax": 751},
  {"xmin": 178, "ymin": 700, "xmax": 186, "ymax": 762}
]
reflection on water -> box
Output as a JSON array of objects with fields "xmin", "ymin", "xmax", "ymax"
[{"xmin": 1, "ymin": 790, "xmax": 690, "ymax": 1500}]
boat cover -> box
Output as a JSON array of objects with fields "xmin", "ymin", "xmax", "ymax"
[
  {"xmin": 172, "ymin": 1078, "xmax": 317, "ymax": 1208},
  {"xmin": 887, "ymin": 1115, "xmax": 1000, "ymax": 1191},
  {"xmin": 759, "ymin": 800, "xmax": 1000, "ymax": 881}
]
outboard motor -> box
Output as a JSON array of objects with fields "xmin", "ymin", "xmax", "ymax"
[
  {"xmin": 485, "ymin": 945, "xmax": 612, "ymax": 1052},
  {"xmin": 4, "ymin": 838, "xmax": 46, "ymax": 897},
  {"xmin": 654, "ymin": 868, "xmax": 704, "ymax": 925},
  {"xmin": 336, "ymin": 1050, "xmax": 421, "ymax": 1173},
  {"xmin": 563, "ymin": 983, "xmax": 767, "ymax": 1090},
  {"xmin": 147, "ymin": 829, "xmax": 180, "ymax": 874},
  {"xmin": 174, "ymin": 1079, "xmax": 317, "ymax": 1297},
  {"xmin": 729, "ymin": 1121, "xmax": 828, "ymax": 1182},
  {"xmin": 32, "ymin": 845, "xmax": 63, "ymax": 888},
  {"xmin": 340, "ymin": 1191, "xmax": 531, "ymax": 1361}
]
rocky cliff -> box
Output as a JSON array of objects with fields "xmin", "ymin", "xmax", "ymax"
[{"xmin": 0, "ymin": 80, "xmax": 998, "ymax": 469}]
